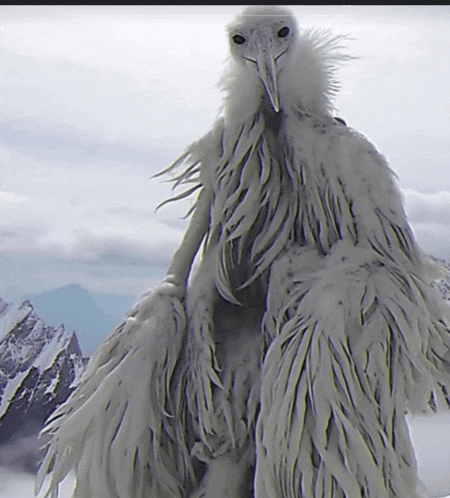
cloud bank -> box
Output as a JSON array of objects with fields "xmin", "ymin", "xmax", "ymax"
[{"xmin": 1, "ymin": 6, "xmax": 450, "ymax": 298}]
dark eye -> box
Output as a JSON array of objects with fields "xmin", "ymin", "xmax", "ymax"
[
  {"xmin": 232, "ymin": 34, "xmax": 246, "ymax": 45},
  {"xmin": 277, "ymin": 26, "xmax": 290, "ymax": 38}
]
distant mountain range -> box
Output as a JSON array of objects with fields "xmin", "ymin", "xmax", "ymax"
[
  {"xmin": 23, "ymin": 284, "xmax": 136, "ymax": 355},
  {"xmin": 0, "ymin": 285, "xmax": 138, "ymax": 473},
  {"xmin": 15, "ymin": 265, "xmax": 450, "ymax": 358}
]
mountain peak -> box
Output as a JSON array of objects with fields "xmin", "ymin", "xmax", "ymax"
[
  {"xmin": 0, "ymin": 300, "xmax": 88, "ymax": 470},
  {"xmin": 23, "ymin": 285, "xmax": 117, "ymax": 355},
  {"xmin": 29, "ymin": 283, "xmax": 89, "ymax": 301}
]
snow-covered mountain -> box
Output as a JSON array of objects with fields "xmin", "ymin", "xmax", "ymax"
[
  {"xmin": 24, "ymin": 284, "xmax": 135, "ymax": 356},
  {"xmin": 0, "ymin": 299, "xmax": 88, "ymax": 472}
]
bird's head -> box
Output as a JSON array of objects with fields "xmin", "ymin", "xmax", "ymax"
[{"xmin": 227, "ymin": 6, "xmax": 298, "ymax": 113}]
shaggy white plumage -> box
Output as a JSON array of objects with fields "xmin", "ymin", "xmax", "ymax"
[{"xmin": 37, "ymin": 6, "xmax": 450, "ymax": 498}]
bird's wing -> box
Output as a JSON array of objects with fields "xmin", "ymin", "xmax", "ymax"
[
  {"xmin": 258, "ymin": 243, "xmax": 427, "ymax": 498},
  {"xmin": 271, "ymin": 120, "xmax": 450, "ymax": 411},
  {"xmin": 331, "ymin": 127, "xmax": 450, "ymax": 410},
  {"xmin": 255, "ymin": 126, "xmax": 450, "ymax": 495},
  {"xmin": 37, "ymin": 290, "xmax": 193, "ymax": 498},
  {"xmin": 335, "ymin": 130, "xmax": 421, "ymax": 264}
]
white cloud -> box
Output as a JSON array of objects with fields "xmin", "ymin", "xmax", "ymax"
[
  {"xmin": 0, "ymin": 191, "xmax": 27, "ymax": 204},
  {"xmin": 404, "ymin": 189, "xmax": 450, "ymax": 225},
  {"xmin": 0, "ymin": 12, "xmax": 227, "ymax": 156},
  {"xmin": 0, "ymin": 144, "xmax": 191, "ymax": 264},
  {"xmin": 402, "ymin": 189, "xmax": 450, "ymax": 259}
]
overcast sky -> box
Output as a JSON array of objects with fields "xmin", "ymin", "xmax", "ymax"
[{"xmin": 1, "ymin": 5, "xmax": 450, "ymax": 301}]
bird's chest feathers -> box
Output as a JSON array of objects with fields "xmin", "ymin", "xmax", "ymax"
[{"xmin": 211, "ymin": 112, "xmax": 356, "ymax": 280}]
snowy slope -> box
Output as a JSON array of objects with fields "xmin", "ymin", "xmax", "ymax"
[{"xmin": 0, "ymin": 299, "xmax": 87, "ymax": 470}]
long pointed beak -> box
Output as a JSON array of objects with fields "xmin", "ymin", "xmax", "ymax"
[{"xmin": 255, "ymin": 37, "xmax": 280, "ymax": 113}]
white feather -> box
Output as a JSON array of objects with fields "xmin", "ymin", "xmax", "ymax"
[{"xmin": 37, "ymin": 291, "xmax": 193, "ymax": 498}]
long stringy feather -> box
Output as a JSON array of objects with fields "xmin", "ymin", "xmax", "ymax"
[
  {"xmin": 256, "ymin": 242, "xmax": 450, "ymax": 498},
  {"xmin": 37, "ymin": 291, "xmax": 194, "ymax": 498}
]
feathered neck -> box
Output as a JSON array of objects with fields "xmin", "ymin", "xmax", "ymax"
[{"xmin": 219, "ymin": 28, "xmax": 351, "ymax": 128}]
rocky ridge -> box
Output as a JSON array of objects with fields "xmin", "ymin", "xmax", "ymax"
[{"xmin": 0, "ymin": 298, "xmax": 88, "ymax": 471}]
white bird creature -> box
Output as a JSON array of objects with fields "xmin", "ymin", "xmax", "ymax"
[{"xmin": 37, "ymin": 6, "xmax": 450, "ymax": 498}]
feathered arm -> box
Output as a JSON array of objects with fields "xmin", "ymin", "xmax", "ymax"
[
  {"xmin": 156, "ymin": 120, "xmax": 226, "ymax": 297},
  {"xmin": 161, "ymin": 186, "xmax": 212, "ymax": 298}
]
